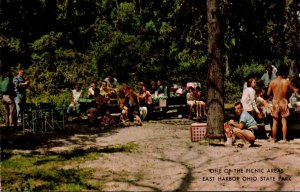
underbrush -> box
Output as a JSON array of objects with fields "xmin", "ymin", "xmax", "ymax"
[{"xmin": 29, "ymin": 90, "xmax": 71, "ymax": 108}]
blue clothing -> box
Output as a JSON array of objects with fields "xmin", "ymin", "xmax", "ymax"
[
  {"xmin": 239, "ymin": 111, "xmax": 257, "ymax": 129},
  {"xmin": 13, "ymin": 75, "xmax": 27, "ymax": 119},
  {"xmin": 14, "ymin": 94, "xmax": 24, "ymax": 118},
  {"xmin": 13, "ymin": 76, "xmax": 26, "ymax": 95}
]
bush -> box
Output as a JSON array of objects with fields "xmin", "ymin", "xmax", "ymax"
[{"xmin": 224, "ymin": 80, "xmax": 242, "ymax": 104}]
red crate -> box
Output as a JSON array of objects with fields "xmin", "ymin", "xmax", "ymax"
[{"xmin": 190, "ymin": 123, "xmax": 207, "ymax": 142}]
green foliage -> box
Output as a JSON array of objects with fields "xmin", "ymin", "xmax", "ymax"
[
  {"xmin": 28, "ymin": 31, "xmax": 98, "ymax": 96},
  {"xmin": 29, "ymin": 90, "xmax": 71, "ymax": 107},
  {"xmin": 0, "ymin": 77, "xmax": 3, "ymax": 122},
  {"xmin": 0, "ymin": 0, "xmax": 298, "ymax": 106},
  {"xmin": 224, "ymin": 80, "xmax": 242, "ymax": 104}
]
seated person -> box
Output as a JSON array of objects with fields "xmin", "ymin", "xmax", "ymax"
[
  {"xmin": 194, "ymin": 86, "xmax": 207, "ymax": 118},
  {"xmin": 100, "ymin": 80, "xmax": 110, "ymax": 98},
  {"xmin": 119, "ymin": 82, "xmax": 130, "ymax": 97},
  {"xmin": 225, "ymin": 102, "xmax": 258, "ymax": 147},
  {"xmin": 120, "ymin": 110, "xmax": 130, "ymax": 127},
  {"xmin": 88, "ymin": 80, "xmax": 98, "ymax": 99},
  {"xmin": 170, "ymin": 84, "xmax": 179, "ymax": 97},
  {"xmin": 156, "ymin": 79, "xmax": 164, "ymax": 95},
  {"xmin": 176, "ymin": 85, "xmax": 187, "ymax": 97},
  {"xmin": 66, "ymin": 83, "xmax": 84, "ymax": 119},
  {"xmin": 138, "ymin": 82, "xmax": 152, "ymax": 120},
  {"xmin": 149, "ymin": 80, "xmax": 157, "ymax": 95},
  {"xmin": 87, "ymin": 88, "xmax": 107, "ymax": 126},
  {"xmin": 104, "ymin": 74, "xmax": 118, "ymax": 89},
  {"xmin": 186, "ymin": 87, "xmax": 196, "ymax": 118},
  {"xmin": 101, "ymin": 111, "xmax": 115, "ymax": 127}
]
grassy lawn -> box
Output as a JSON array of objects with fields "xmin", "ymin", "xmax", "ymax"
[{"xmin": 1, "ymin": 142, "xmax": 138, "ymax": 191}]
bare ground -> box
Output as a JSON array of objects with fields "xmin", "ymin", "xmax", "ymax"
[{"xmin": 2, "ymin": 118, "xmax": 300, "ymax": 191}]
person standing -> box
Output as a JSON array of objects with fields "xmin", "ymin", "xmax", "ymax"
[
  {"xmin": 267, "ymin": 65, "xmax": 300, "ymax": 143},
  {"xmin": 241, "ymin": 78, "xmax": 260, "ymax": 117},
  {"xmin": 126, "ymin": 87, "xmax": 139, "ymax": 123},
  {"xmin": 13, "ymin": 68, "xmax": 30, "ymax": 123},
  {"xmin": 1, "ymin": 71, "xmax": 16, "ymax": 128},
  {"xmin": 260, "ymin": 65, "xmax": 276, "ymax": 99},
  {"xmin": 88, "ymin": 81, "xmax": 98, "ymax": 99}
]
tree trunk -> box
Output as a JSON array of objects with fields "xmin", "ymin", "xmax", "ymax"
[
  {"xmin": 285, "ymin": 0, "xmax": 299, "ymax": 79},
  {"xmin": 206, "ymin": 0, "xmax": 225, "ymax": 142}
]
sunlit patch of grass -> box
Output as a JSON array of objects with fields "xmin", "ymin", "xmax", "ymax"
[
  {"xmin": 1, "ymin": 153, "xmax": 103, "ymax": 191},
  {"xmin": 102, "ymin": 142, "xmax": 139, "ymax": 153},
  {"xmin": 1, "ymin": 142, "xmax": 138, "ymax": 191}
]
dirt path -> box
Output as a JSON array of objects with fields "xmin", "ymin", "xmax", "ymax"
[{"xmin": 3, "ymin": 119, "xmax": 300, "ymax": 191}]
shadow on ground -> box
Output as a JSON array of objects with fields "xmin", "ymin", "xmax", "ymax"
[{"xmin": 0, "ymin": 120, "xmax": 119, "ymax": 152}]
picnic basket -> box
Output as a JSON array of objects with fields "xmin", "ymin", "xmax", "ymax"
[{"xmin": 190, "ymin": 123, "xmax": 207, "ymax": 142}]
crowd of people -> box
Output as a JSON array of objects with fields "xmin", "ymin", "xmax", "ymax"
[
  {"xmin": 225, "ymin": 65, "xmax": 300, "ymax": 147},
  {"xmin": 65, "ymin": 75, "xmax": 207, "ymax": 127},
  {"xmin": 0, "ymin": 67, "xmax": 208, "ymax": 129},
  {"xmin": 2, "ymin": 65, "xmax": 300, "ymax": 144}
]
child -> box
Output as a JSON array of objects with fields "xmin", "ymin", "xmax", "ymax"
[
  {"xmin": 133, "ymin": 111, "xmax": 142, "ymax": 126},
  {"xmin": 256, "ymin": 88, "xmax": 272, "ymax": 127},
  {"xmin": 255, "ymin": 88, "xmax": 266, "ymax": 120},
  {"xmin": 101, "ymin": 111, "xmax": 115, "ymax": 127},
  {"xmin": 120, "ymin": 111, "xmax": 130, "ymax": 127}
]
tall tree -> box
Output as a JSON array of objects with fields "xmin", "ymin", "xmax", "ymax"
[
  {"xmin": 285, "ymin": 0, "xmax": 299, "ymax": 79},
  {"xmin": 206, "ymin": 0, "xmax": 225, "ymax": 141}
]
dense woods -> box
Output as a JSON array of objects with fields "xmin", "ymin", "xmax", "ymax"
[{"xmin": 0, "ymin": 0, "xmax": 299, "ymax": 102}]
